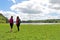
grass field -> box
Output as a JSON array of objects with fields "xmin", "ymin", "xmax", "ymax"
[{"xmin": 0, "ymin": 23, "xmax": 60, "ymax": 40}]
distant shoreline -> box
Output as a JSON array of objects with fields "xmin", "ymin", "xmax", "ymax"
[{"xmin": 20, "ymin": 23, "xmax": 60, "ymax": 25}]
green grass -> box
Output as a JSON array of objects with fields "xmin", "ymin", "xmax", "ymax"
[{"xmin": 0, "ymin": 23, "xmax": 60, "ymax": 40}]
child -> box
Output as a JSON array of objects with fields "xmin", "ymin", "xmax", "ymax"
[
  {"xmin": 16, "ymin": 16, "xmax": 21, "ymax": 31},
  {"xmin": 9, "ymin": 16, "xmax": 14, "ymax": 32}
]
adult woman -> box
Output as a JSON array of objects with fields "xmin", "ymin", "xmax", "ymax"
[
  {"xmin": 16, "ymin": 16, "xmax": 21, "ymax": 31},
  {"xmin": 9, "ymin": 16, "xmax": 14, "ymax": 32}
]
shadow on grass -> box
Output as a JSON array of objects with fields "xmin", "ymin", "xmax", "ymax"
[
  {"xmin": 13, "ymin": 31, "xmax": 18, "ymax": 33},
  {"xmin": 5, "ymin": 31, "xmax": 18, "ymax": 33}
]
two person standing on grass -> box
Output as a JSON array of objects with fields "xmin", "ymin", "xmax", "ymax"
[{"xmin": 9, "ymin": 16, "xmax": 21, "ymax": 32}]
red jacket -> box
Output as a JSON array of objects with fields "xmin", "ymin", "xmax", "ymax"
[
  {"xmin": 9, "ymin": 18, "xmax": 13, "ymax": 23},
  {"xmin": 16, "ymin": 19, "xmax": 20, "ymax": 25}
]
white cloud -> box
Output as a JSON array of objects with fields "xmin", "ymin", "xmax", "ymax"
[
  {"xmin": 0, "ymin": 10, "xmax": 16, "ymax": 20},
  {"xmin": 12, "ymin": 0, "xmax": 16, "ymax": 3},
  {"xmin": 10, "ymin": 0, "xmax": 49, "ymax": 14},
  {"xmin": 1, "ymin": 0, "xmax": 60, "ymax": 21},
  {"xmin": 10, "ymin": 0, "xmax": 51, "ymax": 20},
  {"xmin": 49, "ymin": 0, "xmax": 60, "ymax": 10},
  {"xmin": 49, "ymin": 0, "xmax": 60, "ymax": 4},
  {"xmin": 10, "ymin": 0, "xmax": 60, "ymax": 20},
  {"xmin": 0, "ymin": 10, "xmax": 30, "ymax": 21}
]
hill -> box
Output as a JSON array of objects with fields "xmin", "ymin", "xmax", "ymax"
[{"xmin": 0, "ymin": 13, "xmax": 8, "ymax": 23}]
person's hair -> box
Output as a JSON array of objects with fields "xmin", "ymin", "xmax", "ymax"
[
  {"xmin": 17, "ymin": 16, "xmax": 19, "ymax": 19},
  {"xmin": 11, "ymin": 16, "xmax": 13, "ymax": 18}
]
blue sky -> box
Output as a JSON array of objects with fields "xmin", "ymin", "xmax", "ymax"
[
  {"xmin": 0, "ymin": 0, "xmax": 13, "ymax": 11},
  {"xmin": 0, "ymin": 0, "xmax": 28, "ymax": 11},
  {"xmin": 0, "ymin": 0, "xmax": 60, "ymax": 21}
]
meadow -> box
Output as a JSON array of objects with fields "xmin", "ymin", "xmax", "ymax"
[{"xmin": 0, "ymin": 23, "xmax": 60, "ymax": 40}]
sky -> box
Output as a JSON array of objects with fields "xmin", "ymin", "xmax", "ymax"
[{"xmin": 0, "ymin": 0, "xmax": 60, "ymax": 21}]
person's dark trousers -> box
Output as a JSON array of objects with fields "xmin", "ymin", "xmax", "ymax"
[
  {"xmin": 10, "ymin": 23, "xmax": 13, "ymax": 32},
  {"xmin": 17, "ymin": 23, "xmax": 20, "ymax": 31},
  {"xmin": 10, "ymin": 23, "xmax": 13, "ymax": 29}
]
